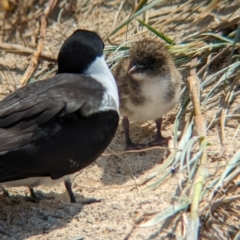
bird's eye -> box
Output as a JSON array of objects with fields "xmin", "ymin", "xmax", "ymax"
[{"xmin": 148, "ymin": 58, "xmax": 156, "ymax": 65}]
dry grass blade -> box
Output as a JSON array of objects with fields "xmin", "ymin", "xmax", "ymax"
[
  {"xmin": 20, "ymin": 0, "xmax": 58, "ymax": 86},
  {"xmin": 153, "ymin": 0, "xmax": 198, "ymax": 30},
  {"xmin": 102, "ymin": 1, "xmax": 239, "ymax": 237},
  {"xmin": 186, "ymin": 58, "xmax": 208, "ymax": 240},
  {"xmin": 0, "ymin": 42, "xmax": 55, "ymax": 61},
  {"xmin": 138, "ymin": 202, "xmax": 189, "ymax": 227},
  {"xmin": 116, "ymin": 0, "xmax": 149, "ymax": 35},
  {"xmin": 107, "ymin": 0, "xmax": 165, "ymax": 38},
  {"xmin": 0, "ymin": 0, "xmax": 239, "ymax": 239},
  {"xmin": 201, "ymin": 61, "xmax": 240, "ymax": 107},
  {"xmin": 208, "ymin": 149, "xmax": 240, "ymax": 202},
  {"xmin": 142, "ymin": 115, "xmax": 196, "ymax": 192},
  {"xmin": 220, "ymin": 74, "xmax": 239, "ymax": 145},
  {"xmin": 20, "ymin": 15, "xmax": 47, "ymax": 86},
  {"xmin": 198, "ymin": 150, "xmax": 240, "ymax": 238},
  {"xmin": 188, "ymin": 0, "xmax": 221, "ymax": 28},
  {"xmin": 196, "ymin": 47, "xmax": 230, "ymax": 77}
]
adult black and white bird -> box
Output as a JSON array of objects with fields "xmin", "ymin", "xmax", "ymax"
[
  {"xmin": 0, "ymin": 29, "xmax": 119, "ymax": 202},
  {"xmin": 113, "ymin": 39, "xmax": 181, "ymax": 150}
]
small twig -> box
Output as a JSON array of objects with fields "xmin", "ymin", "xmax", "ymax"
[
  {"xmin": 186, "ymin": 58, "xmax": 208, "ymax": 240},
  {"xmin": 0, "ymin": 42, "xmax": 56, "ymax": 61},
  {"xmin": 20, "ymin": 15, "xmax": 47, "ymax": 85},
  {"xmin": 20, "ymin": 0, "xmax": 58, "ymax": 86},
  {"xmin": 102, "ymin": 145, "xmax": 182, "ymax": 156}
]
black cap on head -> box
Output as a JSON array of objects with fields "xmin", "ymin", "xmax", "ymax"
[{"xmin": 57, "ymin": 29, "xmax": 105, "ymax": 74}]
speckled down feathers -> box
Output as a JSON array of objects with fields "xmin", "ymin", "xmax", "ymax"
[{"xmin": 113, "ymin": 39, "xmax": 182, "ymax": 122}]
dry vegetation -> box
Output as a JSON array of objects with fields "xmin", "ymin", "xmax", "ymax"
[{"xmin": 0, "ymin": 0, "xmax": 240, "ymax": 239}]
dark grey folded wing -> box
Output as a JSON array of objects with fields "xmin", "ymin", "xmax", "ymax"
[{"xmin": 0, "ymin": 73, "xmax": 104, "ymax": 152}]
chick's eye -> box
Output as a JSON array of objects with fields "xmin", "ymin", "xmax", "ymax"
[
  {"xmin": 132, "ymin": 62, "xmax": 140, "ymax": 67},
  {"xmin": 148, "ymin": 58, "xmax": 156, "ymax": 65}
]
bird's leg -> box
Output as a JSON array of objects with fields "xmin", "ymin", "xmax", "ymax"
[
  {"xmin": 155, "ymin": 118, "xmax": 164, "ymax": 140},
  {"xmin": 1, "ymin": 187, "xmax": 21, "ymax": 204},
  {"xmin": 28, "ymin": 187, "xmax": 54, "ymax": 202},
  {"xmin": 64, "ymin": 179, "xmax": 76, "ymax": 203},
  {"xmin": 64, "ymin": 179, "xmax": 101, "ymax": 204},
  {"xmin": 122, "ymin": 116, "xmax": 145, "ymax": 150},
  {"xmin": 148, "ymin": 118, "xmax": 170, "ymax": 146},
  {"xmin": 1, "ymin": 187, "xmax": 10, "ymax": 197},
  {"xmin": 29, "ymin": 188, "xmax": 40, "ymax": 202}
]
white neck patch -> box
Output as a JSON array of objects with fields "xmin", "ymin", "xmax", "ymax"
[{"xmin": 84, "ymin": 56, "xmax": 119, "ymax": 112}]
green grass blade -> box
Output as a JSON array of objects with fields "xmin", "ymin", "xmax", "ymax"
[
  {"xmin": 108, "ymin": 0, "xmax": 166, "ymax": 37},
  {"xmin": 137, "ymin": 19, "xmax": 174, "ymax": 45},
  {"xmin": 134, "ymin": 0, "xmax": 149, "ymax": 12}
]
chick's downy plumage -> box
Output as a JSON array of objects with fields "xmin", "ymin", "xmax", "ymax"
[{"xmin": 114, "ymin": 39, "xmax": 182, "ymax": 149}]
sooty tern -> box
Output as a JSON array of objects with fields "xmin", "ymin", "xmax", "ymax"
[{"xmin": 0, "ymin": 29, "xmax": 119, "ymax": 202}]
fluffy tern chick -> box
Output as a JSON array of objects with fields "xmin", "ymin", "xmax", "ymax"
[{"xmin": 113, "ymin": 39, "xmax": 182, "ymax": 150}]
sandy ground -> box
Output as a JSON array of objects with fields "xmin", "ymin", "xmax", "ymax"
[{"xmin": 0, "ymin": 0, "xmax": 239, "ymax": 239}]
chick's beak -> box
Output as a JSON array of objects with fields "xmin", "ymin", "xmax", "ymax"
[{"xmin": 128, "ymin": 64, "xmax": 144, "ymax": 74}]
